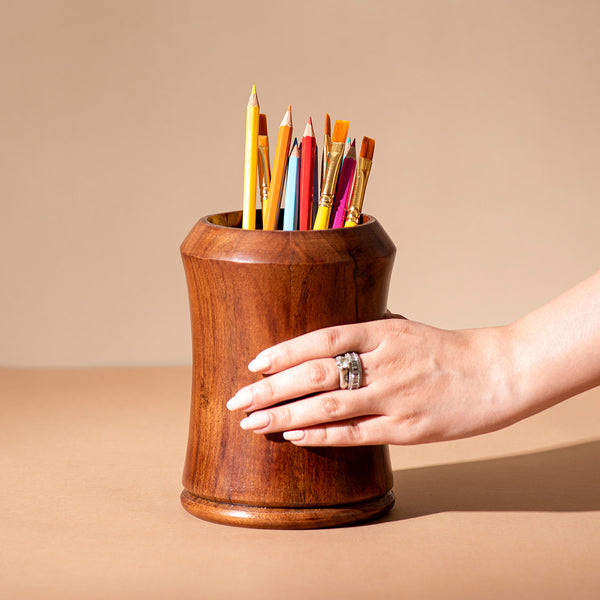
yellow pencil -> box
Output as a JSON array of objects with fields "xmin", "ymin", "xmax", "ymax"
[
  {"xmin": 242, "ymin": 85, "xmax": 260, "ymax": 230},
  {"xmin": 313, "ymin": 120, "xmax": 349, "ymax": 229},
  {"xmin": 264, "ymin": 105, "xmax": 293, "ymax": 230},
  {"xmin": 345, "ymin": 137, "xmax": 375, "ymax": 227}
]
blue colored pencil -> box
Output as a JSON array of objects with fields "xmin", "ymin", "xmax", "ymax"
[{"xmin": 282, "ymin": 139, "xmax": 301, "ymax": 231}]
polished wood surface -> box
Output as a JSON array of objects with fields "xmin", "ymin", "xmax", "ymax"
[
  {"xmin": 3, "ymin": 367, "xmax": 599, "ymax": 599},
  {"xmin": 180, "ymin": 211, "xmax": 396, "ymax": 528}
]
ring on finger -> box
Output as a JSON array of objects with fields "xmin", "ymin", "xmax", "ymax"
[{"xmin": 334, "ymin": 352, "xmax": 363, "ymax": 390}]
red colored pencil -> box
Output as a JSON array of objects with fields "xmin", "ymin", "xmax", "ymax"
[{"xmin": 298, "ymin": 117, "xmax": 316, "ymax": 230}]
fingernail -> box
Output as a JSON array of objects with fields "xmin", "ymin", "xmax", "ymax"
[
  {"xmin": 226, "ymin": 389, "xmax": 253, "ymax": 411},
  {"xmin": 248, "ymin": 354, "xmax": 271, "ymax": 372},
  {"xmin": 283, "ymin": 430, "xmax": 305, "ymax": 442},
  {"xmin": 240, "ymin": 412, "xmax": 270, "ymax": 431}
]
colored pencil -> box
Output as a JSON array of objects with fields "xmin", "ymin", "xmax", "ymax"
[
  {"xmin": 298, "ymin": 117, "xmax": 316, "ymax": 230},
  {"xmin": 264, "ymin": 105, "xmax": 293, "ymax": 230},
  {"xmin": 320, "ymin": 113, "xmax": 331, "ymax": 192},
  {"xmin": 312, "ymin": 139, "xmax": 319, "ymax": 226},
  {"xmin": 242, "ymin": 85, "xmax": 260, "ymax": 229},
  {"xmin": 282, "ymin": 139, "xmax": 301, "ymax": 231},
  {"xmin": 343, "ymin": 136, "xmax": 351, "ymax": 161},
  {"xmin": 345, "ymin": 136, "xmax": 375, "ymax": 227},
  {"xmin": 313, "ymin": 120, "xmax": 349, "ymax": 229},
  {"xmin": 257, "ymin": 113, "xmax": 271, "ymax": 220},
  {"xmin": 331, "ymin": 139, "xmax": 356, "ymax": 228}
]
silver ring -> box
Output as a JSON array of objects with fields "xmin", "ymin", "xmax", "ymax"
[{"xmin": 334, "ymin": 352, "xmax": 363, "ymax": 390}]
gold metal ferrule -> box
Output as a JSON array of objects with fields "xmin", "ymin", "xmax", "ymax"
[
  {"xmin": 320, "ymin": 134, "xmax": 331, "ymax": 192},
  {"xmin": 319, "ymin": 140, "xmax": 345, "ymax": 208},
  {"xmin": 345, "ymin": 206, "xmax": 362, "ymax": 224},
  {"xmin": 257, "ymin": 139, "xmax": 271, "ymax": 206},
  {"xmin": 345, "ymin": 157, "xmax": 372, "ymax": 221}
]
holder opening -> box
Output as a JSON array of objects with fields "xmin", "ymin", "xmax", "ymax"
[{"xmin": 205, "ymin": 210, "xmax": 368, "ymax": 230}]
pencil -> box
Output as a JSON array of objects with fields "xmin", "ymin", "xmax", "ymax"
[
  {"xmin": 345, "ymin": 136, "xmax": 375, "ymax": 227},
  {"xmin": 282, "ymin": 139, "xmax": 301, "ymax": 231},
  {"xmin": 320, "ymin": 113, "xmax": 331, "ymax": 193},
  {"xmin": 257, "ymin": 113, "xmax": 271, "ymax": 221},
  {"xmin": 331, "ymin": 139, "xmax": 356, "ymax": 228},
  {"xmin": 343, "ymin": 136, "xmax": 351, "ymax": 161},
  {"xmin": 264, "ymin": 105, "xmax": 293, "ymax": 230},
  {"xmin": 242, "ymin": 85, "xmax": 260, "ymax": 230},
  {"xmin": 298, "ymin": 117, "xmax": 316, "ymax": 230},
  {"xmin": 313, "ymin": 119, "xmax": 349, "ymax": 229},
  {"xmin": 312, "ymin": 139, "xmax": 319, "ymax": 226}
]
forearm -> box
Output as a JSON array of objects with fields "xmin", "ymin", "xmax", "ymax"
[{"xmin": 509, "ymin": 270, "xmax": 600, "ymax": 416}]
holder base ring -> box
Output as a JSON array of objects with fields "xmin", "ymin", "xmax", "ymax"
[{"xmin": 181, "ymin": 489, "xmax": 395, "ymax": 529}]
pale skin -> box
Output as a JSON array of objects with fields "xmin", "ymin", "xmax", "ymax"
[{"xmin": 227, "ymin": 270, "xmax": 600, "ymax": 447}]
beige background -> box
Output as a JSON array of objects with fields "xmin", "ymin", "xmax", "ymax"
[
  {"xmin": 1, "ymin": 0, "xmax": 600, "ymax": 367},
  {"xmin": 2, "ymin": 4, "xmax": 599, "ymax": 597}
]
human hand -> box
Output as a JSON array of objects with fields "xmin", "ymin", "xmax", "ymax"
[{"xmin": 226, "ymin": 317, "xmax": 521, "ymax": 446}]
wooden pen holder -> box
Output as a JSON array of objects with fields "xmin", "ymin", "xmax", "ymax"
[{"xmin": 180, "ymin": 210, "xmax": 396, "ymax": 528}]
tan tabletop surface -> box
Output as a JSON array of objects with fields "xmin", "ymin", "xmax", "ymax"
[{"xmin": 2, "ymin": 367, "xmax": 599, "ymax": 599}]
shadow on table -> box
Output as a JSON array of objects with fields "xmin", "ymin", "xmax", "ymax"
[{"xmin": 381, "ymin": 440, "xmax": 600, "ymax": 521}]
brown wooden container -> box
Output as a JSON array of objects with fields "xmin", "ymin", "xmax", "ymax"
[{"xmin": 180, "ymin": 210, "xmax": 396, "ymax": 528}]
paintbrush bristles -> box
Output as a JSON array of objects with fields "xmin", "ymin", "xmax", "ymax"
[
  {"xmin": 360, "ymin": 136, "xmax": 375, "ymax": 160},
  {"xmin": 325, "ymin": 113, "xmax": 331, "ymax": 136},
  {"xmin": 331, "ymin": 120, "xmax": 349, "ymax": 143},
  {"xmin": 259, "ymin": 114, "xmax": 268, "ymax": 135}
]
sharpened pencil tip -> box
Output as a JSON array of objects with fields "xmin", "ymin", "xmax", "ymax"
[
  {"xmin": 281, "ymin": 106, "xmax": 292, "ymax": 128},
  {"xmin": 248, "ymin": 85, "xmax": 259, "ymax": 107},
  {"xmin": 303, "ymin": 117, "xmax": 315, "ymax": 138}
]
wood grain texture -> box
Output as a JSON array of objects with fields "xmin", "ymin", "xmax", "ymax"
[{"xmin": 180, "ymin": 210, "xmax": 396, "ymax": 528}]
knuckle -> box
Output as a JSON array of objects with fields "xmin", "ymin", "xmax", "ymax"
[
  {"xmin": 278, "ymin": 345, "xmax": 295, "ymax": 368},
  {"xmin": 307, "ymin": 361, "xmax": 329, "ymax": 386},
  {"xmin": 322, "ymin": 327, "xmax": 342, "ymax": 354},
  {"xmin": 259, "ymin": 378, "xmax": 275, "ymax": 403},
  {"xmin": 276, "ymin": 405, "xmax": 293, "ymax": 428},
  {"xmin": 346, "ymin": 420, "xmax": 363, "ymax": 443},
  {"xmin": 247, "ymin": 383, "xmax": 265, "ymax": 407},
  {"xmin": 247, "ymin": 385, "xmax": 260, "ymax": 406},
  {"xmin": 321, "ymin": 395, "xmax": 342, "ymax": 419}
]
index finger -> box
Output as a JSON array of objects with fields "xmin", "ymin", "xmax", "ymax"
[{"xmin": 248, "ymin": 321, "xmax": 382, "ymax": 374}]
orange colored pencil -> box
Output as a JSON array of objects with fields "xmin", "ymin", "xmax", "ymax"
[{"xmin": 264, "ymin": 106, "xmax": 293, "ymax": 230}]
